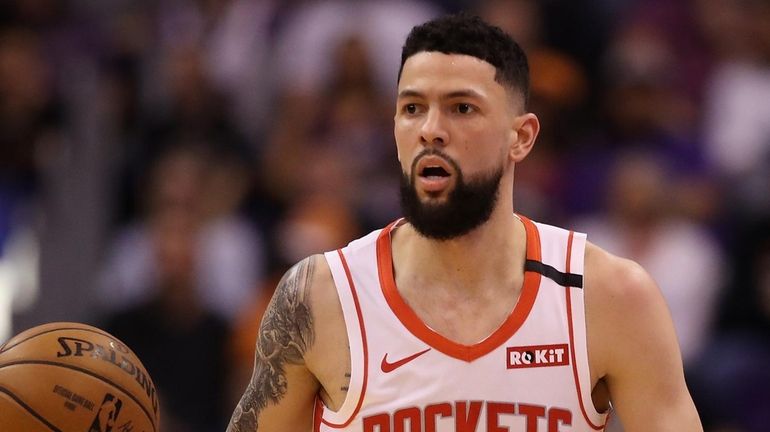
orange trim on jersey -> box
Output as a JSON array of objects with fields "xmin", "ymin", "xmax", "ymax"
[
  {"xmin": 517, "ymin": 214, "xmax": 542, "ymax": 264},
  {"xmin": 318, "ymin": 250, "xmax": 369, "ymax": 428},
  {"xmin": 313, "ymin": 399, "xmax": 323, "ymax": 432},
  {"xmin": 565, "ymin": 231, "xmax": 606, "ymax": 431},
  {"xmin": 376, "ymin": 216, "xmax": 542, "ymax": 362}
]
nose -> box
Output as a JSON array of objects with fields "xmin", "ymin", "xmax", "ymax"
[{"xmin": 420, "ymin": 108, "xmax": 448, "ymax": 146}]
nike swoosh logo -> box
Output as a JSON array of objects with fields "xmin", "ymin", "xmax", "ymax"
[{"xmin": 381, "ymin": 348, "xmax": 431, "ymax": 373}]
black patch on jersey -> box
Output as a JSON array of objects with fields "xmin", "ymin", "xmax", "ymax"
[{"xmin": 525, "ymin": 260, "xmax": 583, "ymax": 288}]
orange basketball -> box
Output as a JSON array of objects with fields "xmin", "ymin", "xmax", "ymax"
[{"xmin": 0, "ymin": 322, "xmax": 160, "ymax": 432}]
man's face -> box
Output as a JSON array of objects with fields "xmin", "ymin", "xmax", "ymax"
[{"xmin": 394, "ymin": 52, "xmax": 517, "ymax": 239}]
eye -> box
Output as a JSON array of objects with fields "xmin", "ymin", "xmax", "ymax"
[
  {"xmin": 404, "ymin": 103, "xmax": 418, "ymax": 114},
  {"xmin": 455, "ymin": 103, "xmax": 475, "ymax": 114}
]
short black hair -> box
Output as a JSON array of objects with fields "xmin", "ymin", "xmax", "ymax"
[{"xmin": 398, "ymin": 13, "xmax": 530, "ymax": 108}]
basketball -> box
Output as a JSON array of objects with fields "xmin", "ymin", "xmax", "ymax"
[{"xmin": 0, "ymin": 322, "xmax": 160, "ymax": 432}]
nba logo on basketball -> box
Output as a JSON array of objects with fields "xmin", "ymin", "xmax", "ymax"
[
  {"xmin": 88, "ymin": 393, "xmax": 123, "ymax": 432},
  {"xmin": 506, "ymin": 344, "xmax": 570, "ymax": 369}
]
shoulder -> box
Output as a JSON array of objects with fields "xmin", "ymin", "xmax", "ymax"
[
  {"xmin": 583, "ymin": 242, "xmax": 674, "ymax": 376},
  {"xmin": 272, "ymin": 254, "xmax": 338, "ymax": 329},
  {"xmin": 584, "ymin": 241, "xmax": 659, "ymax": 306},
  {"xmin": 272, "ymin": 254, "xmax": 347, "ymax": 360}
]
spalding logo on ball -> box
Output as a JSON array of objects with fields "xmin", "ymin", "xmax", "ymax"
[{"xmin": 0, "ymin": 322, "xmax": 160, "ymax": 432}]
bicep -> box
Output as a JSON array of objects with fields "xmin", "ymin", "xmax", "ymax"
[{"xmin": 228, "ymin": 257, "xmax": 322, "ymax": 432}]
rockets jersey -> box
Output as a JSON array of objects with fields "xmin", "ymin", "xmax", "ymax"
[{"xmin": 316, "ymin": 215, "xmax": 609, "ymax": 432}]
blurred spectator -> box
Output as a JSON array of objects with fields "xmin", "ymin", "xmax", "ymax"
[
  {"xmin": 0, "ymin": 27, "xmax": 59, "ymax": 242},
  {"xmin": 563, "ymin": 10, "xmax": 719, "ymax": 225},
  {"xmin": 689, "ymin": 218, "xmax": 770, "ymax": 431},
  {"xmin": 0, "ymin": 24, "xmax": 61, "ymax": 336},
  {"xmin": 475, "ymin": 0, "xmax": 590, "ymax": 222},
  {"xmin": 0, "ymin": 224, "xmax": 38, "ymax": 342},
  {"xmin": 98, "ymin": 144, "xmax": 265, "ymax": 323},
  {"xmin": 197, "ymin": 147, "xmax": 265, "ymax": 320},
  {"xmin": 143, "ymin": 43, "xmax": 246, "ymax": 154},
  {"xmin": 476, "ymin": 0, "xmax": 543, "ymax": 51},
  {"xmin": 573, "ymin": 151, "xmax": 724, "ymax": 366},
  {"xmin": 153, "ymin": 0, "xmax": 279, "ymax": 139},
  {"xmin": 103, "ymin": 202, "xmax": 231, "ymax": 432},
  {"xmin": 262, "ymin": 27, "xmax": 403, "ymax": 232},
  {"xmin": 699, "ymin": 0, "xmax": 770, "ymax": 219},
  {"xmin": 271, "ymin": 0, "xmax": 438, "ymax": 98}
]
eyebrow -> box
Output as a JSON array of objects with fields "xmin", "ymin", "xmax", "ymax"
[
  {"xmin": 397, "ymin": 89, "xmax": 485, "ymax": 100},
  {"xmin": 397, "ymin": 89, "xmax": 423, "ymax": 99}
]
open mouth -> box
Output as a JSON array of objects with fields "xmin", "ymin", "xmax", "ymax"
[
  {"xmin": 414, "ymin": 154, "xmax": 454, "ymax": 179},
  {"xmin": 413, "ymin": 154, "xmax": 455, "ymax": 194},
  {"xmin": 420, "ymin": 165, "xmax": 450, "ymax": 178}
]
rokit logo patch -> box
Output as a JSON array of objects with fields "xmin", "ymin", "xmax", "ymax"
[
  {"xmin": 506, "ymin": 344, "xmax": 569, "ymax": 369},
  {"xmin": 88, "ymin": 393, "xmax": 123, "ymax": 432}
]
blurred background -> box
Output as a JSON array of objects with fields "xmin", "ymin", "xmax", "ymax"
[{"xmin": 0, "ymin": 0, "xmax": 768, "ymax": 430}]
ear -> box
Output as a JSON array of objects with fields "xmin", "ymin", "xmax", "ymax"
[{"xmin": 509, "ymin": 113, "xmax": 540, "ymax": 163}]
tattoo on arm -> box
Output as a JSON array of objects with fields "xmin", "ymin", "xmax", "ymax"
[{"xmin": 228, "ymin": 257, "xmax": 316, "ymax": 431}]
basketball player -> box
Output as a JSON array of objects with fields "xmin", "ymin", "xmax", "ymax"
[{"xmin": 228, "ymin": 14, "xmax": 703, "ymax": 432}]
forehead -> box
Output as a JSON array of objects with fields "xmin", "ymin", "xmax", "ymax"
[{"xmin": 398, "ymin": 52, "xmax": 504, "ymax": 97}]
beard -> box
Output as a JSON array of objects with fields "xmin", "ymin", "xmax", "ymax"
[{"xmin": 399, "ymin": 150, "xmax": 503, "ymax": 241}]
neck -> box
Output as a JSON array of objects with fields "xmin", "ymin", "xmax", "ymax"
[{"xmin": 392, "ymin": 198, "xmax": 526, "ymax": 292}]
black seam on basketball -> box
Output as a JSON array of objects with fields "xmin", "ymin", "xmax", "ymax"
[
  {"xmin": 0, "ymin": 326, "xmax": 127, "ymax": 355},
  {"xmin": 0, "ymin": 385, "xmax": 63, "ymax": 432},
  {"xmin": 0, "ymin": 360, "xmax": 157, "ymax": 432}
]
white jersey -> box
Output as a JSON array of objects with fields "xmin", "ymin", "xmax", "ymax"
[{"xmin": 316, "ymin": 216, "xmax": 609, "ymax": 432}]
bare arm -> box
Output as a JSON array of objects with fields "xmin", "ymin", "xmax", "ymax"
[
  {"xmin": 586, "ymin": 245, "xmax": 702, "ymax": 431},
  {"xmin": 227, "ymin": 256, "xmax": 322, "ymax": 432}
]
